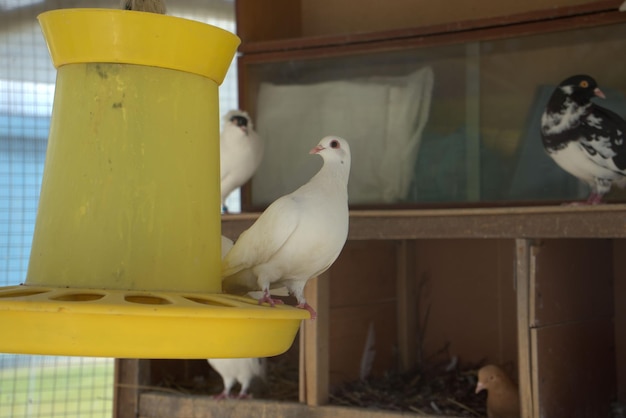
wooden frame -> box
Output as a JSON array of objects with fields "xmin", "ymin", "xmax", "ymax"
[
  {"xmin": 115, "ymin": 2, "xmax": 626, "ymax": 416},
  {"xmin": 237, "ymin": 1, "xmax": 625, "ymax": 57},
  {"xmin": 117, "ymin": 209, "xmax": 626, "ymax": 418},
  {"xmin": 235, "ymin": 1, "xmax": 626, "ymax": 212},
  {"xmin": 222, "ymin": 205, "xmax": 626, "ymax": 240}
]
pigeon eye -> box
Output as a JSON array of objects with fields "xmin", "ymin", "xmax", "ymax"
[
  {"xmin": 330, "ymin": 140, "xmax": 339, "ymax": 149},
  {"xmin": 580, "ymin": 80, "xmax": 589, "ymax": 88}
]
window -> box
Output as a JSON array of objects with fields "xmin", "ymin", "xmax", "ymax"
[{"xmin": 239, "ymin": 8, "xmax": 626, "ymax": 208}]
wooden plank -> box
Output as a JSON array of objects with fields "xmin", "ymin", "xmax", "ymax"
[
  {"xmin": 613, "ymin": 239, "xmax": 626, "ymax": 403},
  {"xmin": 222, "ymin": 205, "xmax": 626, "ymax": 241},
  {"xmin": 413, "ymin": 239, "xmax": 517, "ymax": 366},
  {"xmin": 531, "ymin": 239, "xmax": 614, "ymax": 326},
  {"xmin": 138, "ymin": 392, "xmax": 452, "ymax": 418},
  {"xmin": 235, "ymin": 0, "xmax": 301, "ymax": 43},
  {"xmin": 328, "ymin": 241, "xmax": 397, "ymax": 307},
  {"xmin": 396, "ymin": 240, "xmax": 417, "ymax": 372},
  {"xmin": 238, "ymin": 0, "xmax": 624, "ymax": 54},
  {"xmin": 299, "ymin": 274, "xmax": 330, "ymax": 406},
  {"xmin": 327, "ymin": 241, "xmax": 397, "ymax": 385},
  {"xmin": 299, "ymin": 0, "xmax": 604, "ymax": 38},
  {"xmin": 532, "ymin": 320, "xmax": 615, "ymax": 417},
  {"xmin": 329, "ymin": 302, "xmax": 397, "ymax": 386},
  {"xmin": 515, "ymin": 239, "xmax": 534, "ymax": 418},
  {"xmin": 529, "ymin": 242, "xmax": 542, "ymax": 418},
  {"xmin": 114, "ymin": 359, "xmax": 151, "ymax": 418},
  {"xmin": 530, "ymin": 239, "xmax": 617, "ymax": 417}
]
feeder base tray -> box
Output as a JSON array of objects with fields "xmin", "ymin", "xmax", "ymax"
[{"xmin": 0, "ymin": 285, "xmax": 308, "ymax": 358}]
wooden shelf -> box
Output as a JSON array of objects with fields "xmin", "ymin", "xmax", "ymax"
[
  {"xmin": 238, "ymin": 1, "xmax": 625, "ymax": 58},
  {"xmin": 238, "ymin": 0, "xmax": 623, "ymax": 59},
  {"xmin": 138, "ymin": 392, "xmax": 447, "ymax": 418},
  {"xmin": 222, "ymin": 204, "xmax": 626, "ymax": 240}
]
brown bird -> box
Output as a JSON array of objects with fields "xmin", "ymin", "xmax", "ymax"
[
  {"xmin": 475, "ymin": 364, "xmax": 520, "ymax": 418},
  {"xmin": 121, "ymin": 0, "xmax": 166, "ymax": 14}
]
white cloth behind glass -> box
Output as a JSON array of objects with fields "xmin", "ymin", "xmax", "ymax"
[{"xmin": 253, "ymin": 67, "xmax": 434, "ymax": 205}]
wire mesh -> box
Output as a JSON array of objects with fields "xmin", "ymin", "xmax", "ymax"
[{"xmin": 0, "ymin": 0, "xmax": 238, "ymax": 416}]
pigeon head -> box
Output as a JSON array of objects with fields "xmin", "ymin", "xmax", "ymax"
[
  {"xmin": 309, "ymin": 136, "xmax": 351, "ymax": 167},
  {"xmin": 230, "ymin": 115, "xmax": 248, "ymax": 128},
  {"xmin": 475, "ymin": 364, "xmax": 513, "ymax": 394},
  {"xmin": 223, "ymin": 110, "xmax": 252, "ymax": 134},
  {"xmin": 558, "ymin": 74, "xmax": 605, "ymax": 103}
]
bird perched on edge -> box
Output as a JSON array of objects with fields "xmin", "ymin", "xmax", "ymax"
[
  {"xmin": 220, "ymin": 110, "xmax": 264, "ymax": 212},
  {"xmin": 121, "ymin": 0, "xmax": 166, "ymax": 13},
  {"xmin": 540, "ymin": 74, "xmax": 626, "ymax": 204},
  {"xmin": 221, "ymin": 136, "xmax": 351, "ymax": 319},
  {"xmin": 475, "ymin": 364, "xmax": 520, "ymax": 418},
  {"xmin": 207, "ymin": 356, "xmax": 267, "ymax": 399}
]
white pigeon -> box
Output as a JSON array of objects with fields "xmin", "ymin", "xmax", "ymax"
[
  {"xmin": 121, "ymin": 0, "xmax": 166, "ymax": 13},
  {"xmin": 220, "ymin": 110, "xmax": 264, "ymax": 212},
  {"xmin": 221, "ymin": 136, "xmax": 351, "ymax": 319},
  {"xmin": 207, "ymin": 357, "xmax": 267, "ymax": 399}
]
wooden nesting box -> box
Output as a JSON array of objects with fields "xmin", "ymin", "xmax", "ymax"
[
  {"xmin": 114, "ymin": 1, "xmax": 626, "ymax": 417},
  {"xmin": 115, "ymin": 207, "xmax": 626, "ymax": 418}
]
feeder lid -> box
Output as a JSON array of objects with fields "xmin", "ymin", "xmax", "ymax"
[
  {"xmin": 38, "ymin": 9, "xmax": 240, "ymax": 85},
  {"xmin": 0, "ymin": 285, "xmax": 308, "ymax": 358}
]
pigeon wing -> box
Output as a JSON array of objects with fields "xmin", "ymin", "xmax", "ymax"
[
  {"xmin": 222, "ymin": 195, "xmax": 300, "ymax": 279},
  {"xmin": 580, "ymin": 105, "xmax": 626, "ymax": 172}
]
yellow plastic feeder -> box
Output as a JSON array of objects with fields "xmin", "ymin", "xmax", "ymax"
[{"xmin": 0, "ymin": 9, "xmax": 308, "ymax": 358}]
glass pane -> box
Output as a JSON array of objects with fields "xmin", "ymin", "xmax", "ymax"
[{"xmin": 245, "ymin": 21, "xmax": 626, "ymax": 207}]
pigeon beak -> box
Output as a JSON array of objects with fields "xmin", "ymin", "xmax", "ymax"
[
  {"xmin": 240, "ymin": 126, "xmax": 249, "ymax": 134},
  {"xmin": 594, "ymin": 87, "xmax": 606, "ymax": 99},
  {"xmin": 310, "ymin": 145, "xmax": 324, "ymax": 154},
  {"xmin": 475, "ymin": 382, "xmax": 485, "ymax": 394}
]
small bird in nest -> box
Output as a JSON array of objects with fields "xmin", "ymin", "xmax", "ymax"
[
  {"xmin": 475, "ymin": 364, "xmax": 520, "ymax": 418},
  {"xmin": 121, "ymin": 0, "xmax": 166, "ymax": 14}
]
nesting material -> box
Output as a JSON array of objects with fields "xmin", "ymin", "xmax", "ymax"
[{"xmin": 329, "ymin": 365, "xmax": 487, "ymax": 417}]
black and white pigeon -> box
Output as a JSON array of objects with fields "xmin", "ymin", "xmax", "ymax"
[
  {"xmin": 540, "ymin": 74, "xmax": 626, "ymax": 204},
  {"xmin": 121, "ymin": 0, "xmax": 166, "ymax": 13},
  {"xmin": 220, "ymin": 110, "xmax": 264, "ymax": 212},
  {"xmin": 221, "ymin": 136, "xmax": 351, "ymax": 319}
]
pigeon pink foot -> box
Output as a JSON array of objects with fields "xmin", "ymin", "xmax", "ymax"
[
  {"xmin": 565, "ymin": 192, "xmax": 605, "ymax": 206},
  {"xmin": 296, "ymin": 302, "xmax": 317, "ymax": 320},
  {"xmin": 257, "ymin": 289, "xmax": 284, "ymax": 307}
]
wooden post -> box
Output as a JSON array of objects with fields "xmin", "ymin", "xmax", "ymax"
[
  {"xmin": 113, "ymin": 359, "xmax": 151, "ymax": 418},
  {"xmin": 615, "ymin": 239, "xmax": 626, "ymax": 403},
  {"xmin": 299, "ymin": 273, "xmax": 330, "ymax": 406},
  {"xmin": 515, "ymin": 239, "xmax": 534, "ymax": 418},
  {"xmin": 396, "ymin": 240, "xmax": 418, "ymax": 372}
]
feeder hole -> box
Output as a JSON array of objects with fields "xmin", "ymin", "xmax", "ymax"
[
  {"xmin": 51, "ymin": 293, "xmax": 105, "ymax": 302},
  {"xmin": 184, "ymin": 296, "xmax": 232, "ymax": 307},
  {"xmin": 125, "ymin": 295, "xmax": 172, "ymax": 305},
  {"xmin": 0, "ymin": 290, "xmax": 49, "ymax": 299}
]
